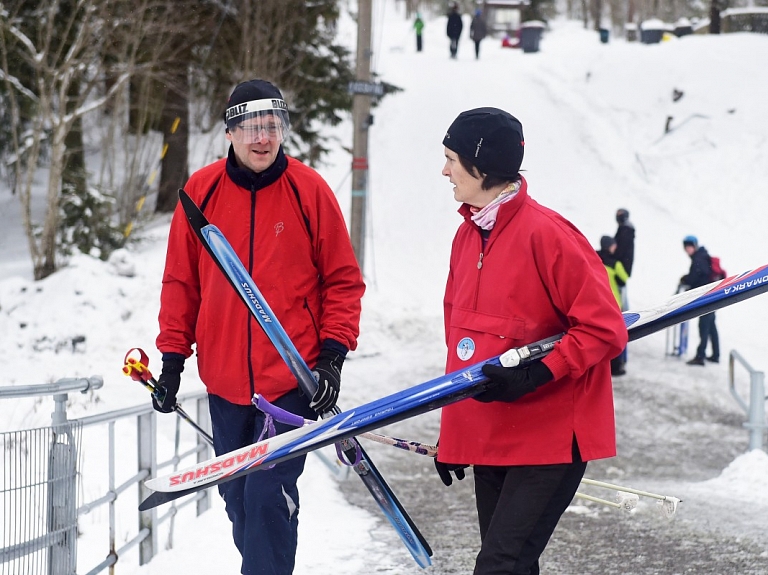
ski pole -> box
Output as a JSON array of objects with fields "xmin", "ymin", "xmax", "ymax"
[
  {"xmin": 574, "ymin": 491, "xmax": 638, "ymax": 511},
  {"xmin": 580, "ymin": 478, "xmax": 681, "ymax": 517},
  {"xmin": 253, "ymin": 394, "xmax": 438, "ymax": 457},
  {"xmin": 254, "ymin": 396, "xmax": 676, "ymax": 514},
  {"xmin": 123, "ymin": 348, "xmax": 214, "ymax": 447}
]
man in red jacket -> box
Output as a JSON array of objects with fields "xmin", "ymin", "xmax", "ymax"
[
  {"xmin": 435, "ymin": 107, "xmax": 627, "ymax": 575},
  {"xmin": 154, "ymin": 79, "xmax": 365, "ymax": 575}
]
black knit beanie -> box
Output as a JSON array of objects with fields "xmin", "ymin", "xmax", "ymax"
[
  {"xmin": 600, "ymin": 235, "xmax": 616, "ymax": 251},
  {"xmin": 443, "ymin": 107, "xmax": 525, "ymax": 179},
  {"xmin": 224, "ymin": 79, "xmax": 285, "ymax": 128}
]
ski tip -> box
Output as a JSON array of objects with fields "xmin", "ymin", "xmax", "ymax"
[
  {"xmin": 139, "ymin": 486, "xmax": 197, "ymax": 510},
  {"xmin": 178, "ymin": 188, "xmax": 210, "ymax": 230},
  {"xmin": 139, "ymin": 492, "xmax": 168, "ymax": 511}
]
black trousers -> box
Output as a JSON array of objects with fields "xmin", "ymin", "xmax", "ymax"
[
  {"xmin": 695, "ymin": 312, "xmax": 719, "ymax": 360},
  {"xmin": 472, "ymin": 441, "xmax": 587, "ymax": 575},
  {"xmin": 450, "ymin": 37, "xmax": 459, "ymax": 57}
]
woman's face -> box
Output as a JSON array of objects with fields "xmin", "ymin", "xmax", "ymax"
[{"xmin": 442, "ymin": 147, "xmax": 490, "ymax": 208}]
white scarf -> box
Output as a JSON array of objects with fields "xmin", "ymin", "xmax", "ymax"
[{"xmin": 470, "ymin": 181, "xmax": 521, "ymax": 230}]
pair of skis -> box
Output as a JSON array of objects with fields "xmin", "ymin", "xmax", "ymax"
[{"xmin": 143, "ymin": 189, "xmax": 768, "ymax": 567}]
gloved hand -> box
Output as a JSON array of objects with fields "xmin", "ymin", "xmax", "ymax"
[
  {"xmin": 310, "ymin": 346, "xmax": 345, "ymax": 414},
  {"xmin": 475, "ymin": 361, "xmax": 554, "ymax": 403},
  {"xmin": 434, "ymin": 441, "xmax": 468, "ymax": 487},
  {"xmin": 152, "ymin": 355, "xmax": 184, "ymax": 413}
]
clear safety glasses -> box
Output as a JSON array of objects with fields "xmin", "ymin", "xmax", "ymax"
[
  {"xmin": 230, "ymin": 119, "xmax": 287, "ymax": 144},
  {"xmin": 226, "ymin": 98, "xmax": 291, "ymax": 144}
]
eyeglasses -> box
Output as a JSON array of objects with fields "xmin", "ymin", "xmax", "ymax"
[{"xmin": 231, "ymin": 122, "xmax": 284, "ymax": 143}]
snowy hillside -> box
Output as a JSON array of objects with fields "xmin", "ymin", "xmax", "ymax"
[{"xmin": 1, "ymin": 1, "xmax": 767, "ymax": 573}]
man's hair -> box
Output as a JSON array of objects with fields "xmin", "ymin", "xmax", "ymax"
[{"xmin": 457, "ymin": 154, "xmax": 520, "ymax": 191}]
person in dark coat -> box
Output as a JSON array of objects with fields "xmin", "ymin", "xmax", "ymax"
[
  {"xmin": 680, "ymin": 235, "xmax": 719, "ymax": 365},
  {"xmin": 446, "ymin": 3, "xmax": 463, "ymax": 59},
  {"xmin": 614, "ymin": 208, "xmax": 635, "ymax": 278},
  {"xmin": 470, "ymin": 9, "xmax": 488, "ymax": 59}
]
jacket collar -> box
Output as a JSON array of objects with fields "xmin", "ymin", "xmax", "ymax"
[
  {"xmin": 458, "ymin": 175, "xmax": 529, "ymax": 234},
  {"xmin": 225, "ymin": 145, "xmax": 288, "ymax": 192}
]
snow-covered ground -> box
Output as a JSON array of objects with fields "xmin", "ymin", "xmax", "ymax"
[{"xmin": 1, "ymin": 1, "xmax": 768, "ymax": 573}]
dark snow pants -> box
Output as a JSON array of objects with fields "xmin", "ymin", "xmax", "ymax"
[
  {"xmin": 694, "ymin": 312, "xmax": 719, "ymax": 360},
  {"xmin": 209, "ymin": 390, "xmax": 317, "ymax": 575},
  {"xmin": 450, "ymin": 37, "xmax": 459, "ymax": 58},
  {"xmin": 472, "ymin": 440, "xmax": 587, "ymax": 575}
]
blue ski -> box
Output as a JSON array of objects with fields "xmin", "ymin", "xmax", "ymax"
[
  {"xmin": 171, "ymin": 190, "xmax": 432, "ymax": 567},
  {"xmin": 144, "ymin": 192, "xmax": 768, "ymax": 556}
]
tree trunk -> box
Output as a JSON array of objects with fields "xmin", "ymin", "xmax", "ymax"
[
  {"xmin": 63, "ymin": 79, "xmax": 87, "ymax": 198},
  {"xmin": 37, "ymin": 126, "xmax": 67, "ymax": 280},
  {"xmin": 155, "ymin": 69, "xmax": 190, "ymax": 213},
  {"xmin": 709, "ymin": 0, "xmax": 722, "ymax": 33}
]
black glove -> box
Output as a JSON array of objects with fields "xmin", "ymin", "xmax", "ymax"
[
  {"xmin": 310, "ymin": 346, "xmax": 345, "ymax": 414},
  {"xmin": 434, "ymin": 441, "xmax": 468, "ymax": 487},
  {"xmin": 152, "ymin": 355, "xmax": 184, "ymax": 413},
  {"xmin": 475, "ymin": 361, "xmax": 554, "ymax": 403}
]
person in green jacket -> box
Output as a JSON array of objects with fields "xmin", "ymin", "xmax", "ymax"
[
  {"xmin": 414, "ymin": 13, "xmax": 425, "ymax": 52},
  {"xmin": 598, "ymin": 236, "xmax": 629, "ymax": 375}
]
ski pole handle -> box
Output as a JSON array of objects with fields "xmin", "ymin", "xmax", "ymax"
[
  {"xmin": 123, "ymin": 347, "xmax": 175, "ymax": 405},
  {"xmin": 123, "ymin": 347, "xmax": 214, "ymax": 446},
  {"xmin": 123, "ymin": 347, "xmax": 160, "ymax": 391}
]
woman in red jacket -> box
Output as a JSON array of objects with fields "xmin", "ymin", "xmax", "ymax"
[
  {"xmin": 155, "ymin": 79, "xmax": 365, "ymax": 575},
  {"xmin": 435, "ymin": 107, "xmax": 627, "ymax": 575}
]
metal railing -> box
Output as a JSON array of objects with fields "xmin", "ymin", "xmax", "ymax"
[
  {"xmin": 1, "ymin": 376, "xmax": 212, "ymax": 575},
  {"xmin": 728, "ymin": 350, "xmax": 767, "ymax": 451}
]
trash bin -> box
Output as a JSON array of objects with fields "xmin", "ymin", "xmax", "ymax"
[
  {"xmin": 520, "ymin": 21, "xmax": 546, "ymax": 53},
  {"xmin": 673, "ymin": 17, "xmax": 693, "ymax": 36},
  {"xmin": 599, "ymin": 28, "xmax": 610, "ymax": 43},
  {"xmin": 640, "ymin": 19, "xmax": 666, "ymax": 43},
  {"xmin": 625, "ymin": 23, "xmax": 639, "ymax": 41}
]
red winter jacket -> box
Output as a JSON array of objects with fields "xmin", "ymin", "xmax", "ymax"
[
  {"xmin": 156, "ymin": 154, "xmax": 365, "ymax": 405},
  {"xmin": 438, "ymin": 178, "xmax": 627, "ymax": 466}
]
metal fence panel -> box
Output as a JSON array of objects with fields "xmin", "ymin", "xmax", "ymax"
[{"xmin": 1, "ymin": 423, "xmax": 82, "ymax": 575}]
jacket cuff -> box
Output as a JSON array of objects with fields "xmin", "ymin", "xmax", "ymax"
[
  {"xmin": 321, "ymin": 338, "xmax": 349, "ymax": 358},
  {"xmin": 162, "ymin": 352, "xmax": 186, "ymax": 364},
  {"xmin": 541, "ymin": 353, "xmax": 568, "ymax": 381}
]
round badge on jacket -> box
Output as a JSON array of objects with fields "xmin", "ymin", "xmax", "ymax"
[{"xmin": 456, "ymin": 337, "xmax": 476, "ymax": 361}]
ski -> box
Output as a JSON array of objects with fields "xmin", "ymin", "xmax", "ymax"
[
  {"xmin": 142, "ymin": 258, "xmax": 768, "ymax": 509},
  {"xmin": 171, "ymin": 190, "xmax": 432, "ymax": 567},
  {"xmin": 147, "ymin": 191, "xmax": 768, "ymax": 552}
]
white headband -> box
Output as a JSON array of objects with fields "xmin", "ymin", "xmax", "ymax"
[{"xmin": 225, "ymin": 98, "xmax": 288, "ymax": 123}]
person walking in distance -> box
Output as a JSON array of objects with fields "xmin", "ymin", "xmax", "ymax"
[
  {"xmin": 154, "ymin": 79, "xmax": 365, "ymax": 575},
  {"xmin": 447, "ymin": 3, "xmax": 463, "ymax": 59},
  {"xmin": 597, "ymin": 236, "xmax": 629, "ymax": 376},
  {"xmin": 434, "ymin": 107, "xmax": 627, "ymax": 575},
  {"xmin": 680, "ymin": 235, "xmax": 719, "ymax": 366},
  {"xmin": 470, "ymin": 9, "xmax": 488, "ymax": 59},
  {"xmin": 414, "ymin": 12, "xmax": 425, "ymax": 52},
  {"xmin": 613, "ymin": 208, "xmax": 634, "ymax": 308}
]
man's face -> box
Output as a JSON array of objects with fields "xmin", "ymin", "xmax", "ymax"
[
  {"xmin": 684, "ymin": 245, "xmax": 695, "ymax": 256},
  {"xmin": 226, "ymin": 116, "xmax": 283, "ymax": 173},
  {"xmin": 442, "ymin": 147, "xmax": 488, "ymax": 208}
]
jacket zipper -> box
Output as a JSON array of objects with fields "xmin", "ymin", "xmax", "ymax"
[
  {"xmin": 247, "ymin": 187, "xmax": 257, "ymax": 398},
  {"xmin": 303, "ymin": 298, "xmax": 321, "ymax": 340},
  {"xmin": 473, "ymin": 226, "xmax": 485, "ymax": 309}
]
